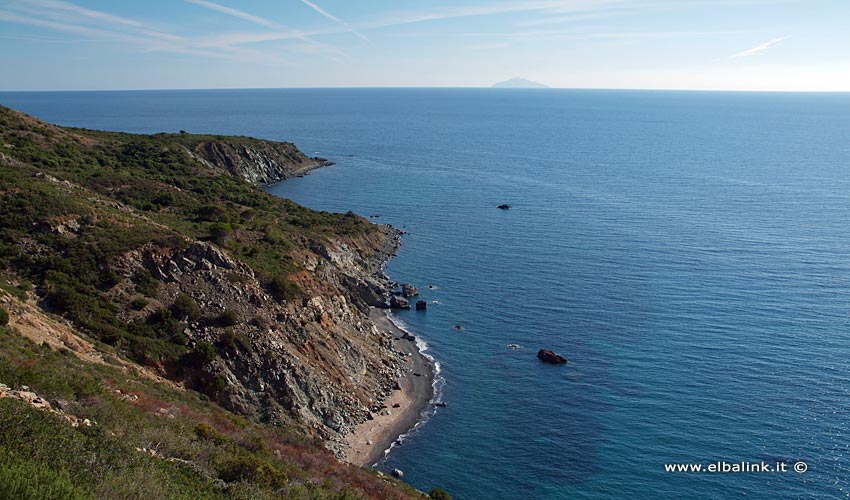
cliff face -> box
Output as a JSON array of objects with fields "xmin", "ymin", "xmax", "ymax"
[
  {"xmin": 113, "ymin": 228, "xmax": 403, "ymax": 441},
  {"xmin": 0, "ymin": 105, "xmax": 407, "ymax": 450},
  {"xmin": 192, "ymin": 138, "xmax": 331, "ymax": 185}
]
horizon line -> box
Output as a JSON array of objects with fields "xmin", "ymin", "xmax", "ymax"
[{"xmin": 1, "ymin": 85, "xmax": 849, "ymax": 94}]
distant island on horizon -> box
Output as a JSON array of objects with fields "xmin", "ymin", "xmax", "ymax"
[{"xmin": 492, "ymin": 77, "xmax": 550, "ymax": 89}]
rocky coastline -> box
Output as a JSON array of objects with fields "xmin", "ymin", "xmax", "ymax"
[
  {"xmin": 0, "ymin": 105, "xmax": 438, "ymax": 498},
  {"xmin": 340, "ymin": 309, "xmax": 435, "ymax": 466},
  {"xmin": 186, "ymin": 133, "xmax": 435, "ymax": 460}
]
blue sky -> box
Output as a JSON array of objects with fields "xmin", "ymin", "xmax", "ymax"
[{"xmin": 1, "ymin": 0, "xmax": 848, "ymax": 91}]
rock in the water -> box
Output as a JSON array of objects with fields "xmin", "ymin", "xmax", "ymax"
[
  {"xmin": 537, "ymin": 349, "xmax": 568, "ymax": 364},
  {"xmin": 435, "ymin": 401, "xmax": 447, "ymax": 408},
  {"xmin": 392, "ymin": 468, "xmax": 404, "ymax": 478},
  {"xmin": 401, "ymin": 283, "xmax": 419, "ymax": 297},
  {"xmin": 454, "ymin": 325, "xmax": 464, "ymax": 331},
  {"xmin": 497, "ymin": 204, "xmax": 512, "ymax": 210},
  {"xmin": 415, "ymin": 300, "xmax": 427, "ymax": 311},
  {"xmin": 390, "ymin": 296, "xmax": 410, "ymax": 309}
]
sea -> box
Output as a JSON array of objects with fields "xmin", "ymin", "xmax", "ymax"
[{"xmin": 2, "ymin": 88, "xmax": 850, "ymax": 500}]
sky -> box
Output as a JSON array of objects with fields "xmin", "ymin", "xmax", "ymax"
[{"xmin": 1, "ymin": 0, "xmax": 849, "ymax": 91}]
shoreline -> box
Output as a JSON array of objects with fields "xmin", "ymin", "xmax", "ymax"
[{"xmin": 342, "ymin": 308, "xmax": 435, "ymax": 467}]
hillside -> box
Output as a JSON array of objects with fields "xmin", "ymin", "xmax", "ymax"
[{"xmin": 0, "ymin": 105, "xmax": 436, "ymax": 499}]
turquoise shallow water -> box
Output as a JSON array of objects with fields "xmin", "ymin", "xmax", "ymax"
[{"xmin": 3, "ymin": 89, "xmax": 850, "ymax": 499}]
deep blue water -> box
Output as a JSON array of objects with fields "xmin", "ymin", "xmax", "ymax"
[{"xmin": 3, "ymin": 88, "xmax": 850, "ymax": 500}]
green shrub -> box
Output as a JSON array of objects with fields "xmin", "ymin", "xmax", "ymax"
[
  {"xmin": 171, "ymin": 293, "xmax": 200, "ymax": 320},
  {"xmin": 207, "ymin": 374, "xmax": 227, "ymax": 395},
  {"xmin": 0, "ymin": 308, "xmax": 8, "ymax": 326},
  {"xmin": 430, "ymin": 487, "xmax": 452, "ymax": 500},
  {"xmin": 146, "ymin": 308, "xmax": 184, "ymax": 339},
  {"xmin": 268, "ymin": 274, "xmax": 301, "ymax": 302},
  {"xmin": 218, "ymin": 455, "xmax": 287, "ymax": 489},
  {"xmin": 196, "ymin": 373, "xmax": 227, "ymax": 398},
  {"xmin": 250, "ymin": 316, "xmax": 268, "ymax": 330},
  {"xmin": 219, "ymin": 329, "xmax": 236, "ymax": 348},
  {"xmin": 98, "ymin": 269, "xmax": 121, "ymax": 289},
  {"xmin": 132, "ymin": 270, "xmax": 159, "ymax": 297},
  {"xmin": 152, "ymin": 191, "xmax": 175, "ymax": 207},
  {"xmin": 194, "ymin": 422, "xmax": 226, "ymax": 444},
  {"xmin": 196, "ymin": 204, "xmax": 229, "ymax": 223},
  {"xmin": 207, "ymin": 222, "xmax": 233, "ymax": 243},
  {"xmin": 129, "ymin": 298, "xmax": 149, "ymax": 311},
  {"xmin": 214, "ymin": 310, "xmax": 239, "ymax": 327},
  {"xmin": 191, "ymin": 341, "xmax": 217, "ymax": 365}
]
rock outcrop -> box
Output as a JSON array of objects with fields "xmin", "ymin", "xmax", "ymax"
[
  {"xmin": 390, "ymin": 296, "xmax": 410, "ymax": 310},
  {"xmin": 0, "ymin": 382, "xmax": 94, "ymax": 428},
  {"xmin": 193, "ymin": 139, "xmax": 332, "ymax": 186},
  {"xmin": 107, "ymin": 224, "xmax": 406, "ymax": 442},
  {"xmin": 401, "ymin": 283, "xmax": 419, "ymax": 297},
  {"xmin": 537, "ymin": 349, "xmax": 568, "ymax": 364}
]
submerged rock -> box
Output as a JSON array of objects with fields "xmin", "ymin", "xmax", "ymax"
[
  {"xmin": 537, "ymin": 349, "xmax": 568, "ymax": 364},
  {"xmin": 415, "ymin": 300, "xmax": 427, "ymax": 311}
]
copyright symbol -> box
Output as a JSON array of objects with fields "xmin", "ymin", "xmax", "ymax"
[{"xmin": 793, "ymin": 461, "xmax": 807, "ymax": 474}]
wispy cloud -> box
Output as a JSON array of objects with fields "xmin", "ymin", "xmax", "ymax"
[
  {"xmin": 517, "ymin": 11, "xmax": 626, "ymax": 27},
  {"xmin": 0, "ymin": 10, "xmax": 156, "ymax": 47},
  {"xmin": 189, "ymin": 0, "xmax": 729, "ymax": 56},
  {"xmin": 183, "ymin": 0, "xmax": 345, "ymax": 59},
  {"xmin": 185, "ymin": 0, "xmax": 277, "ymax": 28},
  {"xmin": 184, "ymin": 0, "xmax": 320, "ymax": 45},
  {"xmin": 0, "ymin": 0, "xmax": 348, "ymax": 64},
  {"xmin": 361, "ymin": 0, "xmax": 630, "ymax": 30},
  {"xmin": 397, "ymin": 28, "xmax": 736, "ymax": 43},
  {"xmin": 198, "ymin": 0, "xmax": 631, "ymax": 48},
  {"xmin": 0, "ymin": 1, "xmax": 299, "ymax": 66},
  {"xmin": 26, "ymin": 0, "xmax": 181, "ymax": 41},
  {"xmin": 730, "ymin": 36, "xmax": 788, "ymax": 58},
  {"xmin": 299, "ymin": 0, "xmax": 370, "ymax": 42}
]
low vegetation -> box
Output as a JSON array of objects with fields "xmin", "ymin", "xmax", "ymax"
[
  {"xmin": 0, "ymin": 105, "xmax": 433, "ymax": 499},
  {"xmin": 0, "ymin": 104, "xmax": 376, "ymax": 368},
  {"xmin": 0, "ymin": 325, "xmax": 423, "ymax": 499}
]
